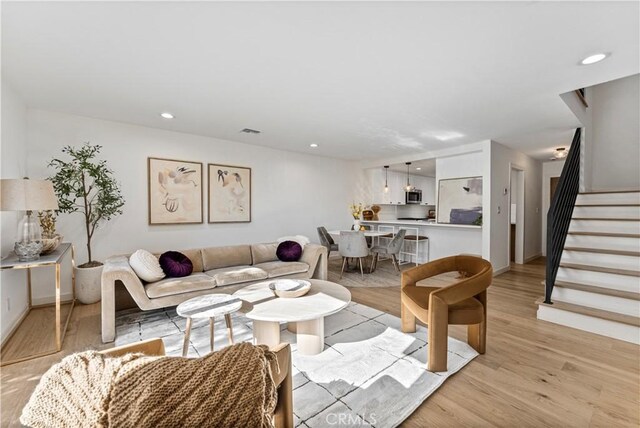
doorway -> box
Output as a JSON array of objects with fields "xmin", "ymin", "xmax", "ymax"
[{"xmin": 509, "ymin": 165, "xmax": 525, "ymax": 265}]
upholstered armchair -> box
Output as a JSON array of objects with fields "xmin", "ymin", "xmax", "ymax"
[
  {"xmin": 101, "ymin": 339, "xmax": 294, "ymax": 428},
  {"xmin": 400, "ymin": 255, "xmax": 492, "ymax": 372}
]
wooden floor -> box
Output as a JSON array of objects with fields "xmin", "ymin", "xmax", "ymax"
[{"xmin": 1, "ymin": 257, "xmax": 639, "ymax": 427}]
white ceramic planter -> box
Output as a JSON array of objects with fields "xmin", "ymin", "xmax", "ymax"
[{"xmin": 74, "ymin": 264, "xmax": 103, "ymax": 304}]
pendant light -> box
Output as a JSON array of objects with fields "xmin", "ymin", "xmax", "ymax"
[
  {"xmin": 405, "ymin": 162, "xmax": 412, "ymax": 191},
  {"xmin": 383, "ymin": 166, "xmax": 389, "ymax": 193}
]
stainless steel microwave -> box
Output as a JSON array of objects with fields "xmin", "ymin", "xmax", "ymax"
[{"xmin": 405, "ymin": 189, "xmax": 422, "ymax": 204}]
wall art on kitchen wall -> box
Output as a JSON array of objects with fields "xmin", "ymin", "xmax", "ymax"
[
  {"xmin": 208, "ymin": 163, "xmax": 251, "ymax": 223},
  {"xmin": 437, "ymin": 176, "xmax": 483, "ymax": 225},
  {"xmin": 148, "ymin": 157, "xmax": 203, "ymax": 225}
]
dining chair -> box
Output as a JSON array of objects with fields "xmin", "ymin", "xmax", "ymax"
[
  {"xmin": 400, "ymin": 255, "xmax": 492, "ymax": 372},
  {"xmin": 338, "ymin": 231, "xmax": 369, "ymax": 279},
  {"xmin": 369, "ymin": 228, "xmax": 406, "ymax": 273},
  {"xmin": 317, "ymin": 226, "xmax": 339, "ymax": 257}
]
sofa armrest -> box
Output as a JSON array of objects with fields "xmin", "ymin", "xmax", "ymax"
[
  {"xmin": 101, "ymin": 256, "xmax": 152, "ymax": 343},
  {"xmin": 300, "ymin": 244, "xmax": 328, "ymax": 280}
]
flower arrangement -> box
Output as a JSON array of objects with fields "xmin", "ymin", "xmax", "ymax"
[
  {"xmin": 38, "ymin": 210, "xmax": 57, "ymax": 239},
  {"xmin": 349, "ymin": 203, "xmax": 363, "ymax": 220}
]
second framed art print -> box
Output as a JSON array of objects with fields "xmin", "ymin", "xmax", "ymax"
[{"xmin": 208, "ymin": 163, "xmax": 251, "ymax": 223}]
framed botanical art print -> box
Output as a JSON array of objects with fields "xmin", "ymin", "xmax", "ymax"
[
  {"xmin": 208, "ymin": 164, "xmax": 251, "ymax": 223},
  {"xmin": 148, "ymin": 157, "xmax": 203, "ymax": 225}
]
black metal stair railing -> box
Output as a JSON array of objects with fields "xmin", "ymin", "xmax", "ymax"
[{"xmin": 545, "ymin": 128, "xmax": 582, "ymax": 304}]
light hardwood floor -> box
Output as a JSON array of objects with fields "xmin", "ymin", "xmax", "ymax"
[{"xmin": 1, "ymin": 257, "xmax": 639, "ymax": 427}]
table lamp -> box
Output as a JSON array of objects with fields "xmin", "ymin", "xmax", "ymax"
[{"xmin": 0, "ymin": 178, "xmax": 59, "ymax": 261}]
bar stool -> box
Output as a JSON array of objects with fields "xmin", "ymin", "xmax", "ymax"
[{"xmin": 400, "ymin": 227, "xmax": 429, "ymax": 265}]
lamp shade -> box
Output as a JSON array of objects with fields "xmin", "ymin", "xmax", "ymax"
[{"xmin": 0, "ymin": 179, "xmax": 59, "ymax": 211}]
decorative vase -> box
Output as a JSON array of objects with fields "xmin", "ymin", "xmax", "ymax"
[
  {"xmin": 74, "ymin": 264, "xmax": 103, "ymax": 304},
  {"xmin": 353, "ymin": 219, "xmax": 361, "ymax": 231},
  {"xmin": 40, "ymin": 234, "xmax": 63, "ymax": 255}
]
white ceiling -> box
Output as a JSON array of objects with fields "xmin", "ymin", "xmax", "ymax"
[{"xmin": 2, "ymin": 2, "xmax": 638, "ymax": 160}]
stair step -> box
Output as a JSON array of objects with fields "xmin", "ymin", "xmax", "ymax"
[
  {"xmin": 547, "ymin": 280, "xmax": 640, "ymax": 300},
  {"xmin": 536, "ymin": 297, "xmax": 640, "ymax": 327},
  {"xmin": 559, "ymin": 262, "xmax": 640, "ymax": 277},
  {"xmin": 563, "ymin": 247, "xmax": 640, "ymax": 257},
  {"xmin": 580, "ymin": 190, "xmax": 640, "ymax": 195},
  {"xmin": 568, "ymin": 231, "xmax": 640, "ymax": 238},
  {"xmin": 574, "ymin": 204, "xmax": 640, "ymax": 207},
  {"xmin": 571, "ymin": 218, "xmax": 639, "ymax": 221}
]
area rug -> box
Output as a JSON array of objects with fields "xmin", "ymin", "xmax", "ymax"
[{"xmin": 115, "ymin": 302, "xmax": 478, "ymax": 427}]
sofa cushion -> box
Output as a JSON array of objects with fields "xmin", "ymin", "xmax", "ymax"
[
  {"xmin": 130, "ymin": 250, "xmax": 165, "ymax": 282},
  {"xmin": 202, "ymin": 245, "xmax": 253, "ymax": 271},
  {"xmin": 205, "ymin": 266, "xmax": 268, "ymax": 287},
  {"xmin": 276, "ymin": 241, "xmax": 303, "ymax": 262},
  {"xmin": 181, "ymin": 249, "xmax": 204, "ymax": 273},
  {"xmin": 251, "ymin": 243, "xmax": 279, "ymax": 265},
  {"xmin": 145, "ymin": 273, "xmax": 216, "ymax": 299},
  {"xmin": 253, "ymin": 261, "xmax": 309, "ymax": 278},
  {"xmin": 159, "ymin": 251, "xmax": 193, "ymax": 278}
]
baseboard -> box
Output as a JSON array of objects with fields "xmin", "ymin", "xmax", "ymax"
[
  {"xmin": 0, "ymin": 306, "xmax": 30, "ymax": 348},
  {"xmin": 32, "ymin": 292, "xmax": 75, "ymax": 307},
  {"xmin": 524, "ymin": 253, "xmax": 542, "ymax": 263},
  {"xmin": 493, "ymin": 265, "xmax": 511, "ymax": 276}
]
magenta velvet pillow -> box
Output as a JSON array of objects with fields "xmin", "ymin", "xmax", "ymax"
[
  {"xmin": 276, "ymin": 241, "xmax": 302, "ymax": 262},
  {"xmin": 159, "ymin": 251, "xmax": 194, "ymax": 278}
]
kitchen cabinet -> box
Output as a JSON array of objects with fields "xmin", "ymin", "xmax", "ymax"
[
  {"xmin": 369, "ymin": 170, "xmax": 436, "ymax": 206},
  {"xmin": 370, "ymin": 169, "xmax": 405, "ymax": 205},
  {"xmin": 413, "ymin": 176, "xmax": 436, "ymax": 205}
]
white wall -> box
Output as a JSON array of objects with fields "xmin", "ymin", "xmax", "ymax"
[
  {"xmin": 489, "ymin": 141, "xmax": 542, "ymax": 273},
  {"xmin": 588, "ymin": 74, "xmax": 640, "ymax": 191},
  {"xmin": 560, "ymin": 90, "xmax": 591, "ymax": 192},
  {"xmin": 24, "ymin": 109, "xmax": 355, "ymax": 302},
  {"xmin": 0, "ymin": 80, "xmax": 29, "ymax": 342},
  {"xmin": 436, "ymin": 149, "xmax": 488, "ymax": 260},
  {"xmin": 541, "ymin": 160, "xmax": 565, "ymax": 256}
]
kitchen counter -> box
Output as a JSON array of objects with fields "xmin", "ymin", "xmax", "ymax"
[
  {"xmin": 361, "ymin": 219, "xmax": 482, "ymax": 263},
  {"xmin": 362, "ymin": 220, "xmax": 481, "ymax": 229}
]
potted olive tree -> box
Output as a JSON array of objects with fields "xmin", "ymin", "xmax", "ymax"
[{"xmin": 49, "ymin": 143, "xmax": 125, "ymax": 304}]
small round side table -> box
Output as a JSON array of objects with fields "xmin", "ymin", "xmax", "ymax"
[{"xmin": 176, "ymin": 294, "xmax": 243, "ymax": 357}]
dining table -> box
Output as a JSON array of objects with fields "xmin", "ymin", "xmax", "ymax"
[{"xmin": 328, "ymin": 229, "xmax": 390, "ymax": 273}]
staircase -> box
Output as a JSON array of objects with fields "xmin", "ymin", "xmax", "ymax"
[{"xmin": 537, "ymin": 190, "xmax": 640, "ymax": 344}]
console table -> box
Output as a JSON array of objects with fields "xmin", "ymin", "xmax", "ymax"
[{"xmin": 0, "ymin": 243, "xmax": 76, "ymax": 366}]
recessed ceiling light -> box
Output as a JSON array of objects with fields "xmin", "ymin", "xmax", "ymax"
[
  {"xmin": 416, "ymin": 167, "xmax": 421, "ymax": 170},
  {"xmin": 160, "ymin": 112, "xmax": 174, "ymax": 119},
  {"xmin": 580, "ymin": 53, "xmax": 608, "ymax": 65},
  {"xmin": 310, "ymin": 143, "xmax": 318, "ymax": 148}
]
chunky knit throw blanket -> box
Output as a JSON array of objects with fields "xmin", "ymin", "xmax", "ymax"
[{"xmin": 20, "ymin": 343, "xmax": 278, "ymax": 428}]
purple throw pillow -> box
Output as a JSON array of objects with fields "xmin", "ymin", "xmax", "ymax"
[
  {"xmin": 159, "ymin": 251, "xmax": 194, "ymax": 278},
  {"xmin": 276, "ymin": 241, "xmax": 303, "ymax": 262}
]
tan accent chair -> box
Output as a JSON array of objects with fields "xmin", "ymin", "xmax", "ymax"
[
  {"xmin": 101, "ymin": 338, "xmax": 293, "ymax": 428},
  {"xmin": 400, "ymin": 255, "xmax": 492, "ymax": 372}
]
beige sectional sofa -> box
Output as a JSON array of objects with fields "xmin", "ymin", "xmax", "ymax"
[{"xmin": 101, "ymin": 242, "xmax": 328, "ymax": 343}]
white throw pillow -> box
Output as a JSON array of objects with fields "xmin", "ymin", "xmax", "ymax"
[
  {"xmin": 129, "ymin": 249, "xmax": 166, "ymax": 282},
  {"xmin": 277, "ymin": 235, "xmax": 310, "ymax": 249}
]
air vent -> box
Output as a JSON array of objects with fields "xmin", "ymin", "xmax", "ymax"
[{"xmin": 240, "ymin": 128, "xmax": 261, "ymax": 134}]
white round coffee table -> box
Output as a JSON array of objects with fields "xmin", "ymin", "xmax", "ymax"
[
  {"xmin": 234, "ymin": 279, "xmax": 351, "ymax": 355},
  {"xmin": 176, "ymin": 294, "xmax": 243, "ymax": 357}
]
